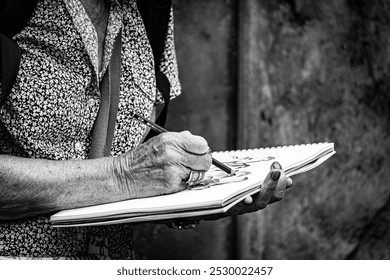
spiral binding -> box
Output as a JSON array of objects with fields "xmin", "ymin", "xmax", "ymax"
[{"xmin": 213, "ymin": 142, "xmax": 330, "ymax": 155}]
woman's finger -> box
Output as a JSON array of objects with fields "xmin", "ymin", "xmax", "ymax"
[
  {"xmin": 250, "ymin": 169, "xmax": 281, "ymax": 210},
  {"xmin": 242, "ymin": 195, "xmax": 253, "ymax": 205},
  {"xmin": 286, "ymin": 177, "xmax": 293, "ymax": 189}
]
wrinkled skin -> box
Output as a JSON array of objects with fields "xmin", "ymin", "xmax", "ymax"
[{"xmin": 113, "ymin": 131, "xmax": 292, "ymax": 220}]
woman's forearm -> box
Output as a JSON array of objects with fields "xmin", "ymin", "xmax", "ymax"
[
  {"xmin": 0, "ymin": 155, "xmax": 123, "ymax": 220},
  {"xmin": 0, "ymin": 131, "xmax": 212, "ymax": 220}
]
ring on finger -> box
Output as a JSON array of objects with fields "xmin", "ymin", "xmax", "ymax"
[{"xmin": 186, "ymin": 170, "xmax": 206, "ymax": 185}]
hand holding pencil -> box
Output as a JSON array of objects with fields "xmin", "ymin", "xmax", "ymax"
[
  {"xmin": 110, "ymin": 111, "xmax": 293, "ymax": 226},
  {"xmin": 131, "ymin": 111, "xmax": 234, "ymax": 177},
  {"xmin": 113, "ymin": 128, "xmax": 212, "ymax": 199}
]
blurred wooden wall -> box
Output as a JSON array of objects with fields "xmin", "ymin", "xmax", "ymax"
[{"xmin": 132, "ymin": 0, "xmax": 390, "ymax": 259}]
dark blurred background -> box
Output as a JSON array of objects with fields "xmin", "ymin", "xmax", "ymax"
[{"xmin": 132, "ymin": 0, "xmax": 390, "ymax": 259}]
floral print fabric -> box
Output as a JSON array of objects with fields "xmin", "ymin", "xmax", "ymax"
[{"xmin": 0, "ymin": 0, "xmax": 180, "ymax": 259}]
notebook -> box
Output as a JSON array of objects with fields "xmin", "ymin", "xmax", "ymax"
[{"xmin": 51, "ymin": 142, "xmax": 335, "ymax": 227}]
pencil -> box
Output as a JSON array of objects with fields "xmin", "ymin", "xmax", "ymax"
[{"xmin": 131, "ymin": 112, "xmax": 234, "ymax": 175}]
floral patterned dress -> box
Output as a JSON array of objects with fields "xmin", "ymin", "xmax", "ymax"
[{"xmin": 0, "ymin": 0, "xmax": 180, "ymax": 259}]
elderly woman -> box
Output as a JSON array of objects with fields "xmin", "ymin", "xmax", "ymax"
[{"xmin": 0, "ymin": 0, "xmax": 292, "ymax": 259}]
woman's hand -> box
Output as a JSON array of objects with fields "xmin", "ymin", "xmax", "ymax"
[
  {"xmin": 226, "ymin": 161, "xmax": 293, "ymax": 215},
  {"xmin": 112, "ymin": 131, "xmax": 212, "ymax": 199},
  {"xmin": 166, "ymin": 161, "xmax": 293, "ymax": 228}
]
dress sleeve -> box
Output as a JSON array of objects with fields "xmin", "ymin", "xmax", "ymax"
[{"xmin": 155, "ymin": 8, "xmax": 181, "ymax": 105}]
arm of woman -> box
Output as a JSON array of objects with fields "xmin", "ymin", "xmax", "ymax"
[
  {"xmin": 0, "ymin": 131, "xmax": 212, "ymax": 220},
  {"xmin": 0, "ymin": 154, "xmax": 121, "ymax": 220}
]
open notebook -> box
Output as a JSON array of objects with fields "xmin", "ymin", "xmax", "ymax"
[{"xmin": 51, "ymin": 142, "xmax": 335, "ymax": 227}]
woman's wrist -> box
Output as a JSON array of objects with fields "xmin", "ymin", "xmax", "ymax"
[{"xmin": 110, "ymin": 152, "xmax": 137, "ymax": 199}]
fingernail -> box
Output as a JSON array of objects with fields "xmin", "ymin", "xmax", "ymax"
[
  {"xmin": 271, "ymin": 170, "xmax": 281, "ymax": 181},
  {"xmin": 272, "ymin": 161, "xmax": 282, "ymax": 170}
]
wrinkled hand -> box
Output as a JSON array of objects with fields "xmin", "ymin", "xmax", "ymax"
[
  {"xmin": 226, "ymin": 161, "xmax": 293, "ymax": 215},
  {"xmin": 112, "ymin": 131, "xmax": 212, "ymax": 199}
]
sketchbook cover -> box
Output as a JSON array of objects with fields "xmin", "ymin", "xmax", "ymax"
[{"xmin": 51, "ymin": 142, "xmax": 335, "ymax": 227}]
